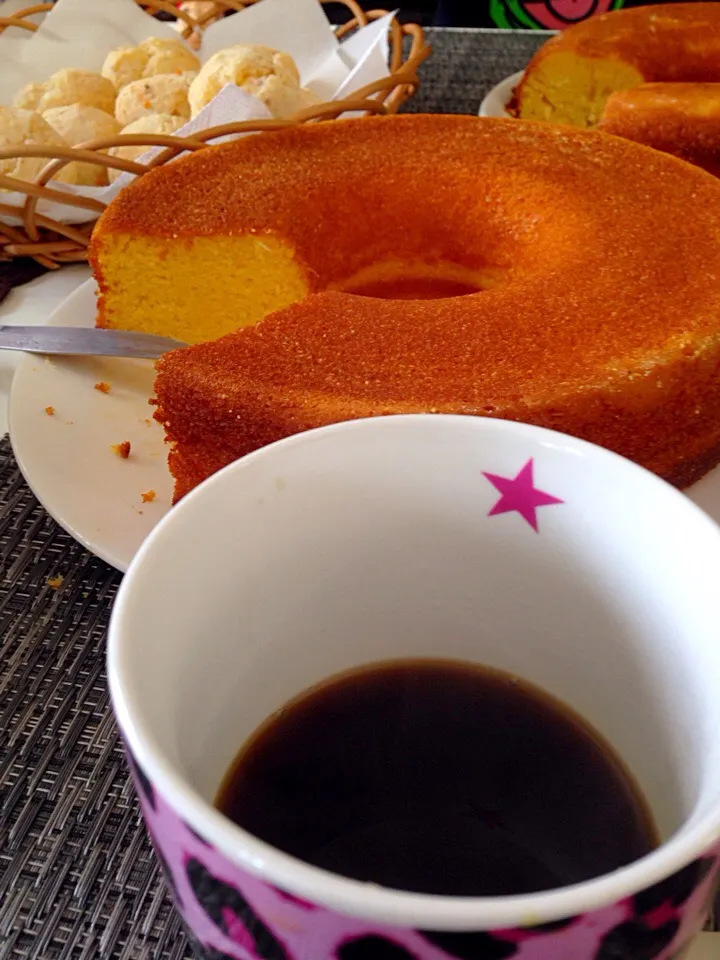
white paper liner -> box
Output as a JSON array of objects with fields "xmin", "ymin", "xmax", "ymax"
[{"xmin": 0, "ymin": 0, "xmax": 396, "ymax": 226}]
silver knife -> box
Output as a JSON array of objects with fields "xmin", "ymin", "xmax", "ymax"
[{"xmin": 0, "ymin": 326, "xmax": 188, "ymax": 359}]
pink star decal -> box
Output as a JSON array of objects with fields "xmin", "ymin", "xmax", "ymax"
[{"xmin": 483, "ymin": 458, "xmax": 563, "ymax": 532}]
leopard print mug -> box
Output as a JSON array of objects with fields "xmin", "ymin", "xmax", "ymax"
[{"xmin": 109, "ymin": 416, "xmax": 720, "ymax": 960}]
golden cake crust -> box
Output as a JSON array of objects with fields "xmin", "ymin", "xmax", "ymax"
[
  {"xmin": 127, "ymin": 115, "xmax": 720, "ymax": 501},
  {"xmin": 598, "ymin": 82, "xmax": 720, "ymax": 176}
]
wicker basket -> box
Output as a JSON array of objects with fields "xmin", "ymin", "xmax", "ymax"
[{"xmin": 0, "ymin": 0, "xmax": 429, "ymax": 267}]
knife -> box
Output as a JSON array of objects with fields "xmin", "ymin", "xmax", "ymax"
[{"xmin": 0, "ymin": 326, "xmax": 188, "ymax": 359}]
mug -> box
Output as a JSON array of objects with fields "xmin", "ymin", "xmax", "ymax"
[{"xmin": 108, "ymin": 415, "xmax": 720, "ymax": 960}]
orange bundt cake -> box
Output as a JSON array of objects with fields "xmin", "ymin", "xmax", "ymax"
[
  {"xmin": 597, "ymin": 83, "xmax": 720, "ymax": 177},
  {"xmin": 510, "ymin": 3, "xmax": 720, "ymax": 127},
  {"xmin": 89, "ymin": 115, "xmax": 720, "ymax": 502}
]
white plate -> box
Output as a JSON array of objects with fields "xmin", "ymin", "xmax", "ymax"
[
  {"xmin": 479, "ymin": 70, "xmax": 524, "ymax": 118},
  {"xmin": 9, "ymin": 278, "xmax": 720, "ymax": 571},
  {"xmin": 9, "ymin": 278, "xmax": 172, "ymax": 572}
]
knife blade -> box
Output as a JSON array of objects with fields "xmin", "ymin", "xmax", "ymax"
[{"xmin": 0, "ymin": 326, "xmax": 188, "ymax": 359}]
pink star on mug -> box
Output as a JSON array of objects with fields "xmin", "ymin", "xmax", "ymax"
[{"xmin": 483, "ymin": 458, "xmax": 563, "ymax": 532}]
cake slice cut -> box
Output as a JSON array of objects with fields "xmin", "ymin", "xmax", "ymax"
[{"xmin": 510, "ymin": 3, "xmax": 720, "ymax": 128}]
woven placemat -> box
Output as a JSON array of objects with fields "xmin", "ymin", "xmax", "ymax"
[
  {"xmin": 0, "ymin": 431, "xmax": 191, "ymax": 960},
  {"xmin": 0, "ymin": 29, "xmax": 547, "ymax": 960},
  {"xmin": 407, "ymin": 28, "xmax": 545, "ymax": 115}
]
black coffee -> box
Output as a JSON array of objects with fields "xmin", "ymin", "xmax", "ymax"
[{"xmin": 216, "ymin": 659, "xmax": 657, "ymax": 896}]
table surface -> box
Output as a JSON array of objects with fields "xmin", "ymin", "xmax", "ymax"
[{"xmin": 1, "ymin": 27, "xmax": 718, "ymax": 960}]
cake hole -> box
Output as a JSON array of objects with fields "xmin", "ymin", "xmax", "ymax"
[
  {"xmin": 342, "ymin": 276, "xmax": 482, "ymax": 301},
  {"xmin": 329, "ymin": 260, "xmax": 494, "ymax": 301}
]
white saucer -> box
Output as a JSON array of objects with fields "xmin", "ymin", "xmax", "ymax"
[
  {"xmin": 479, "ymin": 71, "xmax": 524, "ymax": 118},
  {"xmin": 9, "ymin": 278, "xmax": 172, "ymax": 572}
]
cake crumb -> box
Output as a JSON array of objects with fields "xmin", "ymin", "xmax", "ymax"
[
  {"xmin": 140, "ymin": 489, "xmax": 156, "ymax": 503},
  {"xmin": 112, "ymin": 441, "xmax": 131, "ymax": 459},
  {"xmin": 47, "ymin": 574, "xmax": 63, "ymax": 589},
  {"xmin": 45, "ymin": 405, "xmax": 55, "ymax": 416},
  {"xmin": 94, "ymin": 381, "xmax": 111, "ymax": 394}
]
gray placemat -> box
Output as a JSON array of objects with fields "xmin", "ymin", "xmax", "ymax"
[
  {"xmin": 0, "ymin": 28, "xmax": 585, "ymax": 960},
  {"xmin": 0, "ymin": 431, "xmax": 192, "ymax": 960},
  {"xmin": 406, "ymin": 28, "xmax": 546, "ymax": 115}
]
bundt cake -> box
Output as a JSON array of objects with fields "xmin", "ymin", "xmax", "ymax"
[
  {"xmin": 509, "ymin": 3, "xmax": 720, "ymax": 128},
  {"xmin": 597, "ymin": 82, "xmax": 720, "ymax": 177},
  {"xmin": 88, "ymin": 115, "xmax": 720, "ymax": 501}
]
